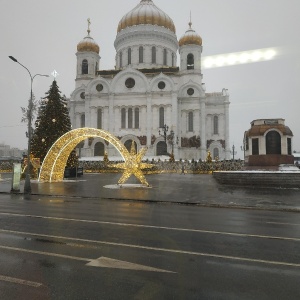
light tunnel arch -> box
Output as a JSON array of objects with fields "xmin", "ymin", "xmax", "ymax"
[{"xmin": 39, "ymin": 128, "xmax": 130, "ymax": 182}]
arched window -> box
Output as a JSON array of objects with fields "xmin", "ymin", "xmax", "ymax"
[
  {"xmin": 163, "ymin": 49, "xmax": 167, "ymax": 65},
  {"xmin": 213, "ymin": 148, "xmax": 219, "ymax": 160},
  {"xmin": 128, "ymin": 48, "xmax": 131, "ymax": 65},
  {"xmin": 187, "ymin": 53, "xmax": 194, "ymax": 70},
  {"xmin": 213, "ymin": 116, "xmax": 219, "ymax": 135},
  {"xmin": 188, "ymin": 112, "xmax": 193, "ymax": 132},
  {"xmin": 159, "ymin": 107, "xmax": 164, "ymax": 128},
  {"xmin": 135, "ymin": 108, "xmax": 139, "ymax": 129},
  {"xmin": 94, "ymin": 142, "xmax": 105, "ymax": 156},
  {"xmin": 172, "ymin": 53, "xmax": 175, "ymax": 67},
  {"xmin": 139, "ymin": 46, "xmax": 144, "ymax": 63},
  {"xmin": 121, "ymin": 108, "xmax": 126, "ymax": 129},
  {"xmin": 128, "ymin": 108, "xmax": 133, "ymax": 129},
  {"xmin": 157, "ymin": 141, "xmax": 167, "ymax": 156},
  {"xmin": 82, "ymin": 59, "xmax": 88, "ymax": 74},
  {"xmin": 97, "ymin": 109, "xmax": 102, "ymax": 129},
  {"xmin": 152, "ymin": 46, "xmax": 156, "ymax": 64},
  {"xmin": 95, "ymin": 62, "xmax": 98, "ymax": 75},
  {"xmin": 266, "ymin": 131, "xmax": 281, "ymax": 154},
  {"xmin": 287, "ymin": 138, "xmax": 292, "ymax": 155},
  {"xmin": 120, "ymin": 52, "xmax": 123, "ymax": 68},
  {"xmin": 80, "ymin": 114, "xmax": 85, "ymax": 127},
  {"xmin": 252, "ymin": 138, "xmax": 259, "ymax": 155}
]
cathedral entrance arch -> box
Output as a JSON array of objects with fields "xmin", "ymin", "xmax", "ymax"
[
  {"xmin": 94, "ymin": 142, "xmax": 105, "ymax": 156},
  {"xmin": 124, "ymin": 140, "xmax": 137, "ymax": 153},
  {"xmin": 39, "ymin": 128, "xmax": 129, "ymax": 182},
  {"xmin": 156, "ymin": 141, "xmax": 167, "ymax": 156}
]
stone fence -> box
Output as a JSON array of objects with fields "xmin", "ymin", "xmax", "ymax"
[
  {"xmin": 0, "ymin": 161, "xmax": 14, "ymax": 172},
  {"xmin": 79, "ymin": 159, "xmax": 244, "ymax": 174},
  {"xmin": 213, "ymin": 171, "xmax": 300, "ymax": 188}
]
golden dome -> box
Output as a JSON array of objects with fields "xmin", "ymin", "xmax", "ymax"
[
  {"xmin": 77, "ymin": 35, "xmax": 100, "ymax": 54},
  {"xmin": 117, "ymin": 0, "xmax": 176, "ymax": 33},
  {"xmin": 179, "ymin": 22, "xmax": 202, "ymax": 47},
  {"xmin": 77, "ymin": 19, "xmax": 100, "ymax": 54}
]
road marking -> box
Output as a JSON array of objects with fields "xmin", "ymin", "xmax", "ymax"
[
  {"xmin": 0, "ymin": 245, "xmax": 175, "ymax": 273},
  {"xmin": 0, "ymin": 275, "xmax": 42, "ymax": 288},
  {"xmin": 0, "ymin": 230, "xmax": 300, "ymax": 268},
  {"xmin": 87, "ymin": 257, "xmax": 175, "ymax": 273},
  {"xmin": 0, "ymin": 212, "xmax": 299, "ymax": 242},
  {"xmin": 0, "ymin": 245, "xmax": 89, "ymax": 262},
  {"xmin": 267, "ymin": 222, "xmax": 300, "ymax": 226}
]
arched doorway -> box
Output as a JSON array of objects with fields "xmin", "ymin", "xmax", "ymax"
[
  {"xmin": 266, "ymin": 131, "xmax": 281, "ymax": 154},
  {"xmin": 94, "ymin": 142, "xmax": 105, "ymax": 156},
  {"xmin": 213, "ymin": 148, "xmax": 219, "ymax": 160},
  {"xmin": 157, "ymin": 141, "xmax": 167, "ymax": 156},
  {"xmin": 124, "ymin": 140, "xmax": 137, "ymax": 153}
]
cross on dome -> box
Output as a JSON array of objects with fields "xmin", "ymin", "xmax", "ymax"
[{"xmin": 87, "ymin": 18, "xmax": 91, "ymax": 35}]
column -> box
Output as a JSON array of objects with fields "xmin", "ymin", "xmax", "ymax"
[
  {"xmin": 75, "ymin": 113, "xmax": 81, "ymax": 129},
  {"xmin": 224, "ymin": 98, "xmax": 230, "ymax": 159},
  {"xmin": 104, "ymin": 106, "xmax": 109, "ymax": 130},
  {"xmin": 108, "ymin": 93, "xmax": 114, "ymax": 133},
  {"xmin": 70, "ymin": 103, "xmax": 75, "ymax": 128},
  {"xmin": 90, "ymin": 107, "xmax": 97, "ymax": 128},
  {"xmin": 146, "ymin": 93, "xmax": 152, "ymax": 147},
  {"xmin": 84, "ymin": 96, "xmax": 91, "ymax": 128},
  {"xmin": 171, "ymin": 92, "xmax": 178, "ymax": 157},
  {"xmin": 200, "ymin": 99, "xmax": 206, "ymax": 160}
]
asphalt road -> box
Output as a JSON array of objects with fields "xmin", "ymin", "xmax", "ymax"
[{"xmin": 0, "ymin": 194, "xmax": 300, "ymax": 299}]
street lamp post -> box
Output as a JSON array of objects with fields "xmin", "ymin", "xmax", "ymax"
[
  {"xmin": 158, "ymin": 125, "xmax": 178, "ymax": 158},
  {"xmin": 169, "ymin": 129, "xmax": 179, "ymax": 155},
  {"xmin": 231, "ymin": 144, "xmax": 237, "ymax": 160},
  {"xmin": 9, "ymin": 56, "xmax": 49, "ymax": 195},
  {"xmin": 159, "ymin": 124, "xmax": 169, "ymax": 143}
]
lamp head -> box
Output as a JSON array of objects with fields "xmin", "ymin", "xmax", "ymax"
[{"xmin": 9, "ymin": 56, "xmax": 18, "ymax": 62}]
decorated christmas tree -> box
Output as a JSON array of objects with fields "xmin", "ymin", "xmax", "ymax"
[{"xmin": 31, "ymin": 80, "xmax": 78, "ymax": 168}]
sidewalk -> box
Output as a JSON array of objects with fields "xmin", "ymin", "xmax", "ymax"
[{"xmin": 1, "ymin": 172, "xmax": 300, "ymax": 212}]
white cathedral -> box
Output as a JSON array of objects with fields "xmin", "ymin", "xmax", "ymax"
[{"xmin": 69, "ymin": 0, "xmax": 230, "ymax": 160}]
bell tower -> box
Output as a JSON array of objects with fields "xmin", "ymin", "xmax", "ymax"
[
  {"xmin": 179, "ymin": 20, "xmax": 202, "ymax": 71},
  {"xmin": 76, "ymin": 19, "xmax": 100, "ymax": 88}
]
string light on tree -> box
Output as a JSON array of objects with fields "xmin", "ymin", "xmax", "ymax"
[{"xmin": 31, "ymin": 80, "xmax": 78, "ymax": 169}]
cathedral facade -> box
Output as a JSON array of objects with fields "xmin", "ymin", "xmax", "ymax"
[{"xmin": 69, "ymin": 0, "xmax": 230, "ymax": 160}]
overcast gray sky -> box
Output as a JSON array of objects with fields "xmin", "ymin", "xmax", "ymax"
[{"xmin": 1, "ymin": 0, "xmax": 300, "ymax": 158}]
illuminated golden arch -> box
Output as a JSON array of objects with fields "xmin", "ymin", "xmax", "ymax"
[
  {"xmin": 39, "ymin": 128, "xmax": 132, "ymax": 183},
  {"xmin": 39, "ymin": 128, "xmax": 152, "ymax": 186}
]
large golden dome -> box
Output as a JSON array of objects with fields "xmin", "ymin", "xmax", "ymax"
[
  {"xmin": 117, "ymin": 0, "xmax": 176, "ymax": 33},
  {"xmin": 179, "ymin": 22, "xmax": 202, "ymax": 47}
]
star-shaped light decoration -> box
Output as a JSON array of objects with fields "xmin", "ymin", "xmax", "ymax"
[
  {"xmin": 111, "ymin": 140, "xmax": 153, "ymax": 187},
  {"xmin": 51, "ymin": 70, "xmax": 59, "ymax": 79}
]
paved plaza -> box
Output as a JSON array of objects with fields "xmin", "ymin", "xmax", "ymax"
[{"xmin": 1, "ymin": 172, "xmax": 300, "ymax": 211}]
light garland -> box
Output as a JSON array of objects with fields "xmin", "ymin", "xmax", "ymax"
[{"xmin": 39, "ymin": 128, "xmax": 152, "ymax": 186}]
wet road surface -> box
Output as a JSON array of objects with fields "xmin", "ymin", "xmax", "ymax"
[
  {"xmin": 0, "ymin": 194, "xmax": 300, "ymax": 299},
  {"xmin": 1, "ymin": 173, "xmax": 300, "ymax": 211}
]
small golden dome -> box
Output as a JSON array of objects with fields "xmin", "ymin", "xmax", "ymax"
[
  {"xmin": 77, "ymin": 36, "xmax": 100, "ymax": 54},
  {"xmin": 179, "ymin": 22, "xmax": 202, "ymax": 47},
  {"xmin": 77, "ymin": 18, "xmax": 100, "ymax": 54},
  {"xmin": 117, "ymin": 0, "xmax": 176, "ymax": 33}
]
